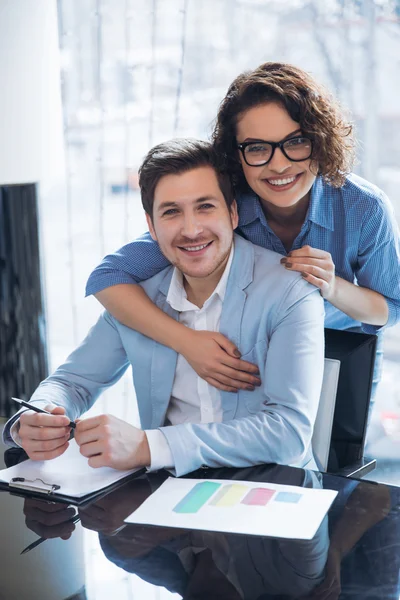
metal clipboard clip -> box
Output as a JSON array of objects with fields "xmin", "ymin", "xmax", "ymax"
[{"xmin": 9, "ymin": 477, "xmax": 61, "ymax": 495}]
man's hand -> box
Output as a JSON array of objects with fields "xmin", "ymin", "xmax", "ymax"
[
  {"xmin": 19, "ymin": 404, "xmax": 72, "ymax": 461},
  {"xmin": 23, "ymin": 498, "xmax": 78, "ymax": 541},
  {"xmin": 74, "ymin": 414, "xmax": 150, "ymax": 470},
  {"xmin": 281, "ymin": 245, "xmax": 336, "ymax": 301},
  {"xmin": 78, "ymin": 478, "xmax": 153, "ymax": 535},
  {"xmin": 179, "ymin": 330, "xmax": 261, "ymax": 392}
]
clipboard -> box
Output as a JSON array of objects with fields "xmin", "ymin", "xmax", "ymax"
[
  {"xmin": 0, "ymin": 470, "xmax": 145, "ymax": 506},
  {"xmin": 0, "ymin": 440, "xmax": 146, "ymax": 506}
]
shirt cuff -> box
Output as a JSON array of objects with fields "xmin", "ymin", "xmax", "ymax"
[
  {"xmin": 85, "ymin": 274, "xmax": 139, "ymax": 297},
  {"xmin": 145, "ymin": 429, "xmax": 175, "ymax": 472},
  {"xmin": 10, "ymin": 421, "xmax": 23, "ymax": 447},
  {"xmin": 362, "ymin": 298, "xmax": 400, "ymax": 334}
]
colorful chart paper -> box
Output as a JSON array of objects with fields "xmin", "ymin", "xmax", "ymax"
[
  {"xmin": 241, "ymin": 487, "xmax": 275, "ymax": 506},
  {"xmin": 275, "ymin": 491, "xmax": 302, "ymax": 503},
  {"xmin": 173, "ymin": 481, "xmax": 221, "ymax": 513},
  {"xmin": 126, "ymin": 477, "xmax": 338, "ymax": 540},
  {"xmin": 209, "ymin": 484, "xmax": 248, "ymax": 507}
]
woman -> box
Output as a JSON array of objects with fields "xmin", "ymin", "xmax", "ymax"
[{"xmin": 86, "ymin": 62, "xmax": 400, "ymax": 394}]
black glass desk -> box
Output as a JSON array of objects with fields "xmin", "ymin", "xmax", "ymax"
[{"xmin": 1, "ymin": 447, "xmax": 400, "ymax": 599}]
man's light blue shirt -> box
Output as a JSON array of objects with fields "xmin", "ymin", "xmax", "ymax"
[
  {"xmin": 4, "ymin": 236, "xmax": 325, "ymax": 476},
  {"xmin": 86, "ymin": 173, "xmax": 400, "ymax": 335}
]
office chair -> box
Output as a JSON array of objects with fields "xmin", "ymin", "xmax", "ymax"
[
  {"xmin": 312, "ymin": 328, "xmax": 377, "ymax": 479},
  {"xmin": 312, "ymin": 357, "xmax": 341, "ymax": 472}
]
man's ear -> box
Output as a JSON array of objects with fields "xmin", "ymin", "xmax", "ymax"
[
  {"xmin": 230, "ymin": 200, "xmax": 239, "ymax": 230},
  {"xmin": 146, "ymin": 213, "xmax": 157, "ymax": 241}
]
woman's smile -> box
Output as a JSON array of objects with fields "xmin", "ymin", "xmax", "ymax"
[{"xmin": 261, "ymin": 172, "xmax": 303, "ymax": 192}]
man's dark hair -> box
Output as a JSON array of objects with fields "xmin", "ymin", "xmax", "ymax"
[{"xmin": 139, "ymin": 138, "xmax": 235, "ymax": 218}]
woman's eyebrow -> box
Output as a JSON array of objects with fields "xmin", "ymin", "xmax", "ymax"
[
  {"xmin": 242, "ymin": 128, "xmax": 302, "ymax": 143},
  {"xmin": 282, "ymin": 128, "xmax": 302, "ymax": 140}
]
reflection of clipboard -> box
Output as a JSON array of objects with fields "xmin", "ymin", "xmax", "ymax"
[{"xmin": 0, "ymin": 440, "xmax": 145, "ymax": 506}]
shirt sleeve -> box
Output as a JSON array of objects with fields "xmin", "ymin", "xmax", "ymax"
[
  {"xmin": 145, "ymin": 429, "xmax": 175, "ymax": 472},
  {"xmin": 357, "ymin": 192, "xmax": 400, "ymax": 333},
  {"xmin": 160, "ymin": 280, "xmax": 325, "ymax": 477},
  {"xmin": 2, "ymin": 312, "xmax": 131, "ymax": 447},
  {"xmin": 85, "ymin": 231, "xmax": 170, "ymax": 296}
]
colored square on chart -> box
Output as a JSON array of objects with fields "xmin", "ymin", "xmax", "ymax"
[
  {"xmin": 173, "ymin": 481, "xmax": 221, "ymax": 514},
  {"xmin": 209, "ymin": 484, "xmax": 247, "ymax": 507},
  {"xmin": 274, "ymin": 491, "xmax": 302, "ymax": 503},
  {"xmin": 241, "ymin": 487, "xmax": 275, "ymax": 506}
]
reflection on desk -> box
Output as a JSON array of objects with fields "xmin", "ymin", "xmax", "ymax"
[
  {"xmin": 1, "ymin": 450, "xmax": 400, "ymax": 600},
  {"xmin": 101, "ymin": 515, "xmax": 328, "ymax": 599}
]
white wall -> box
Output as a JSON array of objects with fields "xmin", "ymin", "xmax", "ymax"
[
  {"xmin": 0, "ymin": 7, "xmax": 84, "ymax": 595},
  {"xmin": 0, "ymin": 0, "xmax": 65, "ymax": 186}
]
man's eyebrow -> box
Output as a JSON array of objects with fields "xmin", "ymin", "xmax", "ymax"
[
  {"xmin": 243, "ymin": 128, "xmax": 302, "ymax": 143},
  {"xmin": 157, "ymin": 196, "xmax": 218, "ymax": 212},
  {"xmin": 157, "ymin": 201, "xmax": 179, "ymax": 212},
  {"xmin": 194, "ymin": 196, "xmax": 218, "ymax": 203}
]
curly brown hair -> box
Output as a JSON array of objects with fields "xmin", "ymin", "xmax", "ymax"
[{"xmin": 212, "ymin": 62, "xmax": 355, "ymax": 191}]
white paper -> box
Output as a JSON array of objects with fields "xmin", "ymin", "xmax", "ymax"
[
  {"xmin": 126, "ymin": 477, "xmax": 337, "ymax": 540},
  {"xmin": 0, "ymin": 439, "xmax": 140, "ymax": 497}
]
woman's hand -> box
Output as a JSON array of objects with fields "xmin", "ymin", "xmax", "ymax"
[
  {"xmin": 281, "ymin": 245, "xmax": 336, "ymax": 301},
  {"xmin": 178, "ymin": 330, "xmax": 261, "ymax": 392},
  {"xmin": 281, "ymin": 245, "xmax": 388, "ymax": 326}
]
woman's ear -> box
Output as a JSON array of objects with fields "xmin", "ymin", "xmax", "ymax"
[
  {"xmin": 310, "ymin": 160, "xmax": 319, "ymax": 177},
  {"xmin": 146, "ymin": 213, "xmax": 157, "ymax": 241}
]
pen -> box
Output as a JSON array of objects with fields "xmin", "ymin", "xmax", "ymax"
[
  {"xmin": 11, "ymin": 397, "xmax": 76, "ymax": 429},
  {"xmin": 20, "ymin": 515, "xmax": 81, "ymax": 555}
]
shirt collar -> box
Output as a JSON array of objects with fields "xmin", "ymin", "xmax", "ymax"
[
  {"xmin": 166, "ymin": 243, "xmax": 235, "ymax": 312},
  {"xmin": 307, "ymin": 176, "xmax": 334, "ymax": 231},
  {"xmin": 237, "ymin": 176, "xmax": 334, "ymax": 231},
  {"xmin": 237, "ymin": 191, "xmax": 268, "ymax": 227}
]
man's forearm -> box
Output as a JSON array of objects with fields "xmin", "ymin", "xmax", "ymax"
[
  {"xmin": 330, "ymin": 277, "xmax": 389, "ymax": 326},
  {"xmin": 96, "ymin": 284, "xmax": 190, "ymax": 353},
  {"xmin": 160, "ymin": 410, "xmax": 311, "ymax": 477}
]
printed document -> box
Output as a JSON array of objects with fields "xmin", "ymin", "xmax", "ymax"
[{"xmin": 126, "ymin": 477, "xmax": 337, "ymax": 540}]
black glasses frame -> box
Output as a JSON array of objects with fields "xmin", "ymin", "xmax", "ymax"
[{"xmin": 237, "ymin": 136, "xmax": 313, "ymax": 167}]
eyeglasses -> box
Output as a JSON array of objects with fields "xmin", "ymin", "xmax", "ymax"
[{"xmin": 237, "ymin": 136, "xmax": 313, "ymax": 167}]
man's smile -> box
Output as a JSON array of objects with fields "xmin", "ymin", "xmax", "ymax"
[{"xmin": 177, "ymin": 241, "xmax": 214, "ymax": 256}]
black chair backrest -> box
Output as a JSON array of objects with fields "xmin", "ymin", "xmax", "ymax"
[{"xmin": 325, "ymin": 328, "xmax": 377, "ymax": 471}]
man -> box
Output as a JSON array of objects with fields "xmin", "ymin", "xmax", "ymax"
[{"xmin": 3, "ymin": 139, "xmax": 325, "ymax": 476}]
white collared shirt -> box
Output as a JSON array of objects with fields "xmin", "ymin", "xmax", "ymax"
[{"xmin": 145, "ymin": 245, "xmax": 234, "ymax": 471}]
